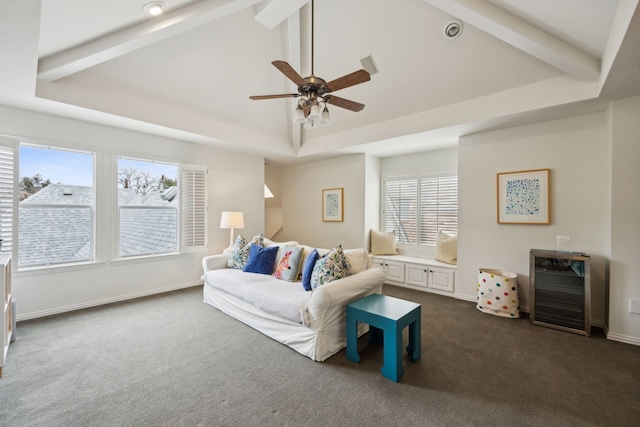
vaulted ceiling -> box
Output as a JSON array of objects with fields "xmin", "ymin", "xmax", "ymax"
[{"xmin": 2, "ymin": 0, "xmax": 640, "ymax": 165}]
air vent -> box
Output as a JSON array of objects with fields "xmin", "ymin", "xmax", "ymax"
[
  {"xmin": 360, "ymin": 55, "xmax": 379, "ymax": 75},
  {"xmin": 62, "ymin": 188, "xmax": 72, "ymax": 196}
]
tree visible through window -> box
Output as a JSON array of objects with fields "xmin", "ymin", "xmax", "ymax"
[
  {"xmin": 18, "ymin": 144, "xmax": 95, "ymax": 269},
  {"xmin": 117, "ymin": 157, "xmax": 179, "ymax": 258},
  {"xmin": 383, "ymin": 173, "xmax": 457, "ymax": 247}
]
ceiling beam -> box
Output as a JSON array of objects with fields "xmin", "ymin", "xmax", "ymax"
[
  {"xmin": 254, "ymin": 0, "xmax": 308, "ymax": 29},
  {"xmin": 423, "ymin": 0, "xmax": 601, "ymax": 81},
  {"xmin": 37, "ymin": 0, "xmax": 264, "ymax": 83}
]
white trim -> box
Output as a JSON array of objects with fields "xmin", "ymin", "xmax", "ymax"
[
  {"xmin": 15, "ymin": 261, "xmax": 106, "ymax": 277},
  {"xmin": 605, "ymin": 332, "xmax": 640, "ymax": 347}
]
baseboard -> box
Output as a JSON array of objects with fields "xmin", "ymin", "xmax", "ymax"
[
  {"xmin": 454, "ymin": 293, "xmax": 476, "ymax": 303},
  {"xmin": 605, "ymin": 332, "xmax": 640, "ymax": 346},
  {"xmin": 16, "ymin": 281, "xmax": 202, "ymax": 321}
]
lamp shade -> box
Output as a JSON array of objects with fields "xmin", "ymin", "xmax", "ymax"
[
  {"xmin": 294, "ymin": 105, "xmax": 306, "ymax": 124},
  {"xmin": 321, "ymin": 107, "xmax": 331, "ymax": 125},
  {"xmin": 220, "ymin": 211, "xmax": 244, "ymax": 229},
  {"xmin": 308, "ymin": 104, "xmax": 322, "ymax": 120}
]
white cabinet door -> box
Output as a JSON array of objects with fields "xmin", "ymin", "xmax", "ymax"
[
  {"xmin": 383, "ymin": 260, "xmax": 405, "ymax": 283},
  {"xmin": 405, "ymin": 263, "xmax": 428, "ymax": 288},
  {"xmin": 428, "ymin": 266, "xmax": 455, "ymax": 292}
]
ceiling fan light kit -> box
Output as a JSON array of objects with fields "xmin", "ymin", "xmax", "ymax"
[{"xmin": 250, "ymin": 0, "xmax": 371, "ymax": 129}]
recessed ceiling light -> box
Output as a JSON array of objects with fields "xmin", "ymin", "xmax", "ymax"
[
  {"xmin": 143, "ymin": 2, "xmax": 164, "ymax": 16},
  {"xmin": 443, "ymin": 20, "xmax": 463, "ymax": 40}
]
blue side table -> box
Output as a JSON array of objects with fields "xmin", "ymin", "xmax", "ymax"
[{"xmin": 346, "ymin": 294, "xmax": 421, "ymax": 382}]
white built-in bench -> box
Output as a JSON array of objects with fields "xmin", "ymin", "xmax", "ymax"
[{"xmin": 373, "ymin": 255, "xmax": 457, "ymax": 296}]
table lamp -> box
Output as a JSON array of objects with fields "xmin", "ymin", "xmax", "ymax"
[{"xmin": 220, "ymin": 211, "xmax": 244, "ymax": 253}]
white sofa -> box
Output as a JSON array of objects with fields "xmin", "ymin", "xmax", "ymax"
[{"xmin": 202, "ymin": 242, "xmax": 385, "ymax": 361}]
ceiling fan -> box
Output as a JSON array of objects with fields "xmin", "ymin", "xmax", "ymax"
[{"xmin": 249, "ymin": 0, "xmax": 371, "ymax": 129}]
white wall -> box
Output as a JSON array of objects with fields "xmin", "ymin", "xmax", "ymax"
[
  {"xmin": 457, "ymin": 112, "xmax": 610, "ymax": 327},
  {"xmin": 381, "ymin": 147, "xmax": 458, "ymax": 175},
  {"xmin": 609, "ymin": 96, "xmax": 640, "ymax": 344},
  {"xmin": 265, "ymin": 166, "xmax": 282, "ymax": 239},
  {"xmin": 280, "ymin": 155, "xmax": 367, "ymax": 249},
  {"xmin": 0, "ymin": 105, "xmax": 264, "ymax": 320},
  {"xmin": 363, "ymin": 154, "xmax": 381, "ymax": 252}
]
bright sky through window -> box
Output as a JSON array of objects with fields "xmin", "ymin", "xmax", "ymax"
[{"xmin": 20, "ymin": 145, "xmax": 93, "ymax": 185}]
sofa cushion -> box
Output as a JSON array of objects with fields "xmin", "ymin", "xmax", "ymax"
[
  {"xmin": 435, "ymin": 231, "xmax": 457, "ymax": 265},
  {"xmin": 273, "ymin": 246, "xmax": 304, "ymax": 281},
  {"xmin": 344, "ymin": 248, "xmax": 368, "ymax": 274},
  {"xmin": 370, "ymin": 229, "xmax": 398, "ymax": 255},
  {"xmin": 204, "ymin": 269, "xmax": 309, "ymax": 323},
  {"xmin": 244, "ymin": 244, "xmax": 279, "ymax": 274},
  {"xmin": 311, "ymin": 245, "xmax": 351, "ymax": 289},
  {"xmin": 301, "ymin": 249, "xmax": 319, "ymax": 291},
  {"xmin": 228, "ymin": 234, "xmax": 264, "ymax": 269}
]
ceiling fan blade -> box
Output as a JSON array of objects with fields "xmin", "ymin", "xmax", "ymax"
[
  {"xmin": 325, "ymin": 69, "xmax": 370, "ymax": 93},
  {"xmin": 325, "ymin": 95, "xmax": 365, "ymax": 112},
  {"xmin": 272, "ymin": 60, "xmax": 307, "ymax": 86},
  {"xmin": 250, "ymin": 94, "xmax": 299, "ymax": 100}
]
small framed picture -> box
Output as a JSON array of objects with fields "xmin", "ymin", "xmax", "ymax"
[
  {"xmin": 322, "ymin": 188, "xmax": 343, "ymax": 222},
  {"xmin": 497, "ymin": 169, "xmax": 550, "ymax": 224}
]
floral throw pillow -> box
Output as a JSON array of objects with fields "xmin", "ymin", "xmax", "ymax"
[
  {"xmin": 228, "ymin": 234, "xmax": 264, "ymax": 269},
  {"xmin": 310, "ymin": 245, "xmax": 351, "ymax": 289}
]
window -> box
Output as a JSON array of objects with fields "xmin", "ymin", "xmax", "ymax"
[
  {"xmin": 383, "ymin": 172, "xmax": 457, "ymax": 247},
  {"xmin": 18, "ymin": 144, "xmax": 95, "ymax": 269},
  {"xmin": 117, "ymin": 156, "xmax": 179, "ymax": 258}
]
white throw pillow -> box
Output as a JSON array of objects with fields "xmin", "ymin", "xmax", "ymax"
[
  {"xmin": 370, "ymin": 230, "xmax": 397, "ymax": 255},
  {"xmin": 435, "ymin": 231, "xmax": 457, "ymax": 265},
  {"xmin": 344, "ymin": 248, "xmax": 368, "ymax": 274}
]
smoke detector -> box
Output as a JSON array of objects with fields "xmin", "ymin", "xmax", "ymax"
[{"xmin": 443, "ymin": 20, "xmax": 463, "ymax": 40}]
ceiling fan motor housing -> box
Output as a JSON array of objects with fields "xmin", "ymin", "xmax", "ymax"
[{"xmin": 298, "ymin": 76, "xmax": 329, "ymax": 97}]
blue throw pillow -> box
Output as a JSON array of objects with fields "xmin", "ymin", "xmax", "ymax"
[
  {"xmin": 243, "ymin": 244, "xmax": 279, "ymax": 274},
  {"xmin": 301, "ymin": 249, "xmax": 319, "ymax": 291}
]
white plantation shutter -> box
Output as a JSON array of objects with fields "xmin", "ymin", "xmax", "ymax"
[
  {"xmin": 419, "ymin": 175, "xmax": 458, "ymax": 245},
  {"xmin": 180, "ymin": 164, "xmax": 207, "ymax": 252},
  {"xmin": 0, "ymin": 138, "xmax": 16, "ymax": 255},
  {"xmin": 383, "ymin": 172, "xmax": 457, "ymax": 247},
  {"xmin": 384, "ymin": 176, "xmax": 417, "ymax": 243}
]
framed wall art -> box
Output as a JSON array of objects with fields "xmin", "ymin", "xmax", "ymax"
[
  {"xmin": 497, "ymin": 169, "xmax": 550, "ymax": 224},
  {"xmin": 322, "ymin": 188, "xmax": 343, "ymax": 222}
]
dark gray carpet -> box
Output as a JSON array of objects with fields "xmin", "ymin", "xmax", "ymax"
[{"xmin": 1, "ymin": 284, "xmax": 639, "ymax": 427}]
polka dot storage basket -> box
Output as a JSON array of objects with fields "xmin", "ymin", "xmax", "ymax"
[{"xmin": 477, "ymin": 268, "xmax": 520, "ymax": 318}]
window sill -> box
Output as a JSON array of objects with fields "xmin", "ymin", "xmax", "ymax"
[{"xmin": 16, "ymin": 261, "xmax": 106, "ymax": 277}]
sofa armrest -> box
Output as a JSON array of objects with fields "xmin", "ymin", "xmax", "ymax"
[
  {"xmin": 202, "ymin": 254, "xmax": 230, "ymax": 275},
  {"xmin": 305, "ymin": 266, "xmax": 385, "ymax": 329}
]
